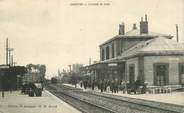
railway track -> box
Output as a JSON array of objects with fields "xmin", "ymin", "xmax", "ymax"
[
  {"xmin": 47, "ymin": 84, "xmax": 184, "ymax": 113},
  {"xmin": 48, "ymin": 85, "xmax": 117, "ymax": 113}
]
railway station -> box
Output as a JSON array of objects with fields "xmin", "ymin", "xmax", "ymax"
[
  {"xmin": 0, "ymin": 0, "xmax": 183, "ymax": 113},
  {"xmin": 0, "ymin": 14, "xmax": 183, "ymax": 113},
  {"xmin": 80, "ymin": 15, "xmax": 184, "ymax": 93}
]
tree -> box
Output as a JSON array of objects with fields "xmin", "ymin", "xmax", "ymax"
[
  {"xmin": 39, "ymin": 65, "xmax": 46, "ymax": 77},
  {"xmin": 70, "ymin": 72, "xmax": 81, "ymax": 87},
  {"xmin": 25, "ymin": 64, "xmax": 46, "ymax": 84},
  {"xmin": 26, "ymin": 64, "xmax": 34, "ymax": 72},
  {"xmin": 26, "ymin": 64, "xmax": 46, "ymax": 76}
]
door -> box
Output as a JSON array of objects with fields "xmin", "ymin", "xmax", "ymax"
[
  {"xmin": 154, "ymin": 63, "xmax": 169, "ymax": 86},
  {"xmin": 129, "ymin": 64, "xmax": 135, "ymax": 84},
  {"xmin": 179, "ymin": 63, "xmax": 184, "ymax": 84}
]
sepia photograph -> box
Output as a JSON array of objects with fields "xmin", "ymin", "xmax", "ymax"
[{"xmin": 0, "ymin": 0, "xmax": 184, "ymax": 113}]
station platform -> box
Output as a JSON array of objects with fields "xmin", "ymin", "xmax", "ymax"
[
  {"xmin": 109, "ymin": 91, "xmax": 184, "ymax": 106},
  {"xmin": 64, "ymin": 83, "xmax": 184, "ymax": 106},
  {"xmin": 0, "ymin": 90, "xmax": 81, "ymax": 113}
]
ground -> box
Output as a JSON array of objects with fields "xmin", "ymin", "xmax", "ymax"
[{"xmin": 0, "ymin": 90, "xmax": 81, "ymax": 113}]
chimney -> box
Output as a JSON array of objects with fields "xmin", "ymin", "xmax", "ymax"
[
  {"xmin": 119, "ymin": 22, "xmax": 125, "ymax": 35},
  {"xmin": 140, "ymin": 14, "xmax": 148, "ymax": 34},
  {"xmin": 133, "ymin": 24, "xmax": 137, "ymax": 30}
]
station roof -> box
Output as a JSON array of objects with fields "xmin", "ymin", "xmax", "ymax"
[
  {"xmin": 120, "ymin": 29, "xmax": 172, "ymax": 37},
  {"xmin": 119, "ymin": 37, "xmax": 184, "ymax": 59},
  {"xmin": 100, "ymin": 29, "xmax": 173, "ymax": 47}
]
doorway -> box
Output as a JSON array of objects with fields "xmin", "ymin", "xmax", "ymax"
[
  {"xmin": 154, "ymin": 63, "xmax": 169, "ymax": 86},
  {"xmin": 179, "ymin": 63, "xmax": 184, "ymax": 85},
  {"xmin": 129, "ymin": 64, "xmax": 135, "ymax": 84}
]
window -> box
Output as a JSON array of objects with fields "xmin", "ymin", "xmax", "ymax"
[
  {"xmin": 101, "ymin": 48, "xmax": 105, "ymax": 61},
  {"xmin": 112, "ymin": 43, "xmax": 115, "ymax": 58},
  {"xmin": 106, "ymin": 46, "xmax": 110, "ymax": 59}
]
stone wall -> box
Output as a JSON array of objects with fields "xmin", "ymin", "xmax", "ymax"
[
  {"xmin": 126, "ymin": 57, "xmax": 139, "ymax": 82},
  {"xmin": 144, "ymin": 56, "xmax": 184, "ymax": 85},
  {"xmin": 100, "ymin": 39, "xmax": 118, "ymax": 61}
]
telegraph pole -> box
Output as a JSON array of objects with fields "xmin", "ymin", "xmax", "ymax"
[
  {"xmin": 6, "ymin": 38, "xmax": 8, "ymax": 65},
  {"xmin": 8, "ymin": 48, "xmax": 14, "ymax": 66},
  {"xmin": 11, "ymin": 55, "xmax": 13, "ymax": 67},
  {"xmin": 2, "ymin": 38, "xmax": 9, "ymax": 98}
]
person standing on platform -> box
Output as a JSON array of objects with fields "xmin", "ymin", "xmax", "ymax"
[
  {"xmin": 100, "ymin": 80, "xmax": 104, "ymax": 92},
  {"xmin": 114, "ymin": 79, "xmax": 118, "ymax": 93},
  {"xmin": 92, "ymin": 80, "xmax": 95, "ymax": 90},
  {"xmin": 110, "ymin": 80, "xmax": 114, "ymax": 93}
]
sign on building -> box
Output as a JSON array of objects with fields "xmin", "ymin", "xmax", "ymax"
[{"xmin": 108, "ymin": 63, "xmax": 118, "ymax": 67}]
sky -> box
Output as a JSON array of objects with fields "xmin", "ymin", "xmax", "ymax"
[{"xmin": 0, "ymin": 0, "xmax": 183, "ymax": 79}]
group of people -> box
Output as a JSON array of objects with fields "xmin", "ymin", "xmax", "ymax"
[
  {"xmin": 79, "ymin": 79, "xmax": 127, "ymax": 93},
  {"xmin": 79, "ymin": 79, "xmax": 147, "ymax": 94}
]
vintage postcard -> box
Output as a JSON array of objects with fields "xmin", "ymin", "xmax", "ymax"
[{"xmin": 0, "ymin": 0, "xmax": 184, "ymax": 113}]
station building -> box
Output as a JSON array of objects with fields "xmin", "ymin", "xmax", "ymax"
[
  {"xmin": 84, "ymin": 15, "xmax": 184, "ymax": 88},
  {"xmin": 120, "ymin": 37, "xmax": 184, "ymax": 86}
]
